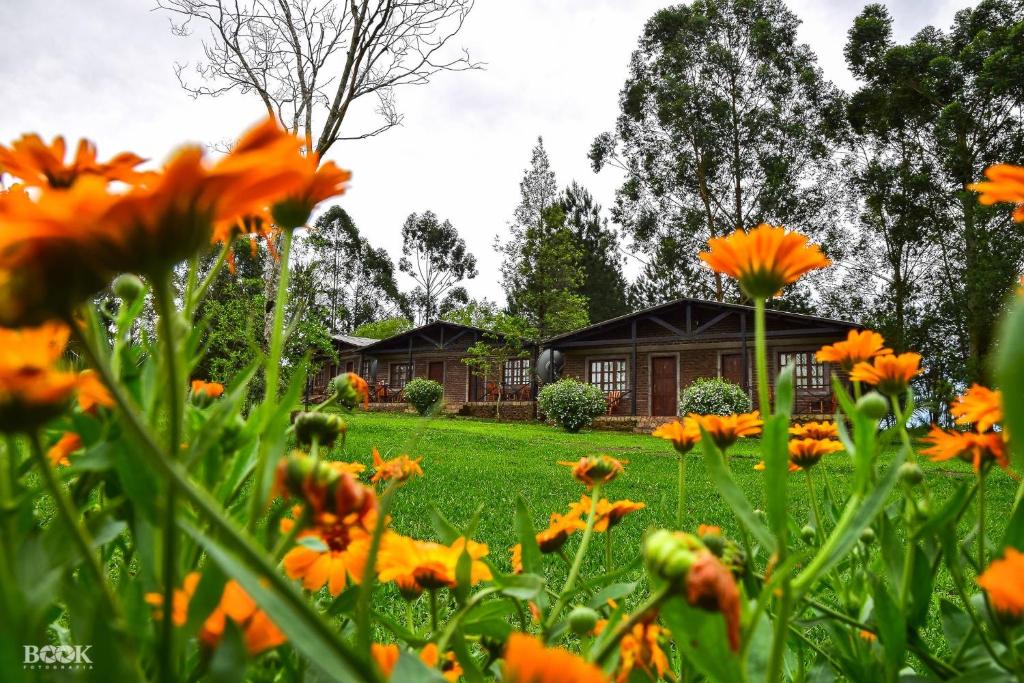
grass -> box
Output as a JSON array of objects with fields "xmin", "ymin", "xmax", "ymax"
[{"xmin": 320, "ymin": 410, "xmax": 1018, "ymax": 649}]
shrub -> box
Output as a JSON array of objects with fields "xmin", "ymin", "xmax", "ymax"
[
  {"xmin": 678, "ymin": 376, "xmax": 751, "ymax": 416},
  {"xmin": 403, "ymin": 378, "xmax": 444, "ymax": 415},
  {"xmin": 537, "ymin": 379, "xmax": 607, "ymax": 432}
]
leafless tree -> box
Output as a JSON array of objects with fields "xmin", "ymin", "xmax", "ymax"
[{"xmin": 156, "ymin": 0, "xmax": 480, "ymax": 155}]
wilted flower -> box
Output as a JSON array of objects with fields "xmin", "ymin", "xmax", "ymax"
[
  {"xmin": 849, "ymin": 353, "xmax": 921, "ymax": 396},
  {"xmin": 685, "ymin": 551, "xmax": 742, "ymax": 652},
  {"xmin": 502, "ymin": 633, "xmax": 607, "ymax": 683},
  {"xmin": 371, "ymin": 447, "xmax": 423, "ymax": 484},
  {"xmin": 698, "ymin": 224, "xmax": 831, "ymax": 299},
  {"xmin": 689, "ymin": 412, "xmax": 762, "ymax": 449},
  {"xmin": 815, "ymin": 330, "xmax": 892, "ymax": 373}
]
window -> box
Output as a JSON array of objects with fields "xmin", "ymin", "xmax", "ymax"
[
  {"xmin": 589, "ymin": 359, "xmax": 627, "ymax": 392},
  {"xmin": 503, "ymin": 358, "xmax": 530, "ymax": 386},
  {"xmin": 360, "ymin": 359, "xmax": 374, "ymax": 382},
  {"xmin": 778, "ymin": 351, "xmax": 828, "ymax": 389},
  {"xmin": 390, "ymin": 362, "xmax": 412, "ymax": 389}
]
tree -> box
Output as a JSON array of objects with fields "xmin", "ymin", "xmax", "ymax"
[
  {"xmin": 561, "ymin": 182, "xmax": 629, "ymax": 323},
  {"xmin": 303, "ymin": 206, "xmax": 407, "ymax": 333},
  {"xmin": 352, "ymin": 317, "xmax": 413, "ymax": 339},
  {"xmin": 156, "ymin": 0, "xmax": 479, "ymax": 154},
  {"xmin": 461, "ymin": 313, "xmax": 535, "ymax": 420},
  {"xmin": 441, "ymin": 296, "xmax": 499, "ymax": 328},
  {"xmin": 845, "ymin": 1, "xmax": 1024, "ymax": 382},
  {"xmin": 398, "ymin": 211, "xmax": 477, "ymax": 324},
  {"xmin": 499, "ymin": 139, "xmax": 589, "ymax": 339},
  {"xmin": 591, "ymin": 0, "xmax": 846, "ymax": 304}
]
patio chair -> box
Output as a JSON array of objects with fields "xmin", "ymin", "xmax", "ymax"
[
  {"xmin": 605, "ymin": 390, "xmax": 625, "ymax": 415},
  {"xmin": 484, "ymin": 381, "xmax": 500, "ymax": 402}
]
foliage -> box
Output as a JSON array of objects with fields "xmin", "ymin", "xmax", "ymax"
[
  {"xmin": 537, "ymin": 379, "xmax": 607, "ymax": 432},
  {"xmin": 441, "ymin": 296, "xmax": 500, "ymax": 328},
  {"xmin": 303, "ymin": 207, "xmax": 408, "ymax": 334},
  {"xmin": 592, "ymin": 0, "xmax": 846, "ymax": 306},
  {"xmin": 399, "ymin": 210, "xmax": 477, "ymax": 324},
  {"xmin": 844, "ymin": 1, "xmax": 1024, "ymax": 383},
  {"xmin": 403, "ymin": 377, "xmax": 444, "ymax": 415},
  {"xmin": 678, "ymin": 377, "xmax": 752, "ymax": 417},
  {"xmin": 351, "ymin": 316, "xmax": 413, "ymax": 340},
  {"xmin": 462, "ymin": 313, "xmax": 535, "ymax": 419},
  {"xmin": 499, "ymin": 138, "xmax": 591, "ymax": 338}
]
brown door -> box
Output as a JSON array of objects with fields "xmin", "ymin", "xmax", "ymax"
[
  {"xmin": 345, "ymin": 361, "xmax": 354, "ymax": 373},
  {"xmin": 721, "ymin": 353, "xmax": 747, "ymax": 390},
  {"xmin": 651, "ymin": 356, "xmax": 678, "ymax": 416},
  {"xmin": 428, "ymin": 361, "xmax": 445, "ymax": 384}
]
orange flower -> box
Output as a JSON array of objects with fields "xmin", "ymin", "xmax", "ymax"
[
  {"xmin": 950, "ymin": 384, "xmax": 1002, "ymax": 433},
  {"xmin": 652, "ymin": 418, "xmax": 702, "ymax": 454},
  {"xmin": 275, "ymin": 453, "xmax": 378, "ymax": 520},
  {"xmin": 146, "ymin": 573, "xmax": 286, "ymax": 655},
  {"xmin": 335, "ymin": 372, "xmax": 370, "ymax": 410},
  {"xmin": 328, "ymin": 461, "xmax": 366, "ymax": 477},
  {"xmin": 977, "ymin": 548, "xmax": 1024, "ymax": 617},
  {"xmin": 615, "ymin": 620, "xmax": 670, "ymax": 683},
  {"xmin": 47, "ymin": 431, "xmax": 82, "ymax": 467},
  {"xmin": 0, "ymin": 133, "xmax": 145, "ymax": 188},
  {"xmin": 686, "ymin": 551, "xmax": 742, "ymax": 652},
  {"xmin": 371, "ymin": 448, "xmax": 424, "ymax": 484},
  {"xmin": 502, "ymin": 633, "xmax": 607, "ymax": 683},
  {"xmin": 921, "ymin": 427, "xmax": 1009, "ymax": 471},
  {"xmin": 697, "ymin": 524, "xmax": 722, "ymax": 537},
  {"xmin": 788, "ymin": 438, "xmax": 844, "ymax": 469},
  {"xmin": 789, "ymin": 421, "xmax": 839, "ymax": 440},
  {"xmin": 0, "ymin": 322, "xmax": 80, "ymax": 430},
  {"xmin": 567, "ymin": 496, "xmax": 646, "ymax": 532},
  {"xmin": 373, "ymin": 643, "xmax": 462, "ymax": 682},
  {"xmin": 815, "ymin": 330, "xmax": 892, "ymax": 373},
  {"xmin": 533, "ymin": 510, "xmax": 588, "ymax": 553},
  {"xmin": 191, "ymin": 379, "xmax": 225, "ymax": 399},
  {"xmin": 689, "ymin": 412, "xmax": 762, "ymax": 449},
  {"xmin": 968, "ymin": 163, "xmax": 1024, "ymax": 221},
  {"xmin": 859, "ymin": 629, "xmax": 878, "ymax": 642},
  {"xmin": 377, "ymin": 535, "xmax": 492, "ymax": 591},
  {"xmin": 699, "ymin": 224, "xmax": 831, "ymax": 299},
  {"xmin": 849, "ymin": 353, "xmax": 921, "ymax": 396},
  {"xmin": 559, "ymin": 454, "xmax": 625, "ymax": 488},
  {"xmin": 282, "ymin": 511, "xmax": 373, "ymax": 596},
  {"xmin": 76, "ymin": 369, "xmax": 113, "ymax": 413},
  {"xmin": 271, "ymin": 158, "xmax": 351, "ymax": 229},
  {"xmin": 510, "ymin": 543, "xmax": 523, "ymax": 574}
]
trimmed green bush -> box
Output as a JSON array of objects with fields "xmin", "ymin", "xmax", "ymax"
[
  {"xmin": 678, "ymin": 376, "xmax": 751, "ymax": 416},
  {"xmin": 537, "ymin": 379, "xmax": 607, "ymax": 432},
  {"xmin": 403, "ymin": 378, "xmax": 444, "ymax": 415}
]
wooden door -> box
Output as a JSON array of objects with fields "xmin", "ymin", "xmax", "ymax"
[
  {"xmin": 721, "ymin": 353, "xmax": 747, "ymax": 390},
  {"xmin": 345, "ymin": 361, "xmax": 354, "ymax": 373},
  {"xmin": 651, "ymin": 356, "xmax": 678, "ymax": 416},
  {"xmin": 428, "ymin": 361, "xmax": 445, "ymax": 384}
]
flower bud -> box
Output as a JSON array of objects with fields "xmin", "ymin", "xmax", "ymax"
[
  {"xmin": 294, "ymin": 412, "xmax": 347, "ymax": 448},
  {"xmin": 856, "ymin": 391, "xmax": 888, "ymax": 420},
  {"xmin": 801, "ymin": 525, "xmax": 816, "ymax": 543},
  {"xmin": 274, "ymin": 451, "xmax": 376, "ymax": 520},
  {"xmin": 898, "ymin": 462, "xmax": 924, "ymax": 486},
  {"xmin": 567, "ymin": 606, "xmax": 599, "ymax": 635},
  {"xmin": 859, "ymin": 527, "xmax": 876, "ymax": 545},
  {"xmin": 329, "ymin": 373, "xmax": 370, "ymax": 411},
  {"xmin": 190, "ymin": 380, "xmax": 225, "ymax": 408},
  {"xmin": 112, "ymin": 273, "xmax": 145, "ymax": 302},
  {"xmin": 644, "ymin": 529, "xmax": 698, "ymax": 585}
]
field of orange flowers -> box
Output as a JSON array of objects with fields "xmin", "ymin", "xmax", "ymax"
[{"xmin": 0, "ymin": 120, "xmax": 1022, "ymax": 682}]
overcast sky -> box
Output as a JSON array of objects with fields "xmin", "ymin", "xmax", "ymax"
[{"xmin": 0, "ymin": 0, "xmax": 977, "ymax": 305}]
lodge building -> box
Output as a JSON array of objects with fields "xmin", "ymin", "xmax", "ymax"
[{"xmin": 308, "ymin": 298, "xmax": 859, "ymax": 428}]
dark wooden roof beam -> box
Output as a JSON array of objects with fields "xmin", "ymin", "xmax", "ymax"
[
  {"xmin": 692, "ymin": 310, "xmax": 733, "ymax": 336},
  {"xmin": 647, "ymin": 315, "xmax": 687, "ymax": 338}
]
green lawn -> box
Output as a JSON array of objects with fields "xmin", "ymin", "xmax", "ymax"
[{"xmin": 320, "ymin": 410, "xmax": 1017, "ymax": 642}]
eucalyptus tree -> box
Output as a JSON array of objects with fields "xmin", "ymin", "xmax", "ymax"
[{"xmin": 399, "ymin": 211, "xmax": 477, "ymax": 324}]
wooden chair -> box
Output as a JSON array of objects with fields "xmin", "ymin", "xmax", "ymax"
[
  {"xmin": 374, "ymin": 383, "xmax": 389, "ymax": 403},
  {"xmin": 605, "ymin": 390, "xmax": 625, "ymax": 415},
  {"xmin": 484, "ymin": 381, "xmax": 500, "ymax": 402}
]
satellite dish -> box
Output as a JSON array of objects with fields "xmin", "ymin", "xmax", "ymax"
[{"xmin": 536, "ymin": 349, "xmax": 564, "ymax": 383}]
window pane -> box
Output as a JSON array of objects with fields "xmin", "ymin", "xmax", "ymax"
[{"xmin": 589, "ymin": 359, "xmax": 626, "ymax": 392}]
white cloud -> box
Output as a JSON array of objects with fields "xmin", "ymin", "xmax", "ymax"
[{"xmin": 0, "ymin": 0, "xmax": 978, "ymax": 306}]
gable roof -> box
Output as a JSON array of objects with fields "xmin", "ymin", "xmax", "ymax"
[
  {"xmin": 544, "ymin": 297, "xmax": 859, "ymax": 346},
  {"xmin": 358, "ymin": 320, "xmax": 515, "ymax": 354},
  {"xmin": 331, "ymin": 334, "xmax": 376, "ymax": 348}
]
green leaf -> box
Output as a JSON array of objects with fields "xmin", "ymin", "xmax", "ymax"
[
  {"xmin": 762, "ymin": 412, "xmax": 791, "ymax": 538},
  {"xmin": 449, "ymin": 628, "xmax": 486, "ymax": 683},
  {"xmin": 491, "ymin": 573, "xmax": 544, "ymax": 600},
  {"xmin": 699, "ymin": 435, "xmax": 776, "ymax": 553},
  {"xmin": 660, "ymin": 596, "xmax": 743, "ymax": 682},
  {"xmin": 182, "ymin": 521, "xmax": 373, "ymax": 682},
  {"xmin": 297, "ymin": 536, "xmax": 329, "ymax": 553},
  {"xmin": 391, "ymin": 650, "xmax": 446, "ymax": 683},
  {"xmin": 429, "ymin": 505, "xmax": 461, "ymax": 544},
  {"xmin": 587, "ymin": 581, "xmax": 639, "ymax": 610},
  {"xmin": 871, "ymin": 576, "xmax": 906, "ymax": 671},
  {"xmin": 514, "ymin": 496, "xmax": 544, "ymax": 578},
  {"xmin": 1001, "ymin": 493, "xmax": 1024, "ymax": 552}
]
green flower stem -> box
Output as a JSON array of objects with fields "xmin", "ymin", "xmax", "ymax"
[
  {"xmin": 977, "ymin": 467, "xmax": 987, "ymax": 571},
  {"xmin": 605, "ymin": 527, "xmax": 613, "ymax": 574},
  {"xmin": 187, "ymin": 241, "xmax": 231, "ymax": 314},
  {"xmin": 435, "ymin": 587, "xmax": 500, "ymax": 655},
  {"xmin": 589, "ymin": 585, "xmax": 670, "ymax": 665},
  {"xmin": 153, "ymin": 270, "xmax": 183, "ymax": 683},
  {"xmin": 805, "ymin": 468, "xmax": 824, "ymax": 544},
  {"xmin": 545, "ymin": 482, "xmax": 602, "ymax": 633},
  {"xmin": 28, "ymin": 433, "xmax": 144, "ymax": 681},
  {"xmin": 429, "ymin": 589, "xmax": 439, "ymax": 633},
  {"xmin": 249, "ymin": 228, "xmax": 294, "ymax": 533},
  {"xmin": 754, "ymin": 298, "xmax": 771, "ymax": 415},
  {"xmin": 0, "ymin": 438, "xmax": 16, "ymax": 572},
  {"xmin": 357, "ymin": 479, "xmax": 399, "ymax": 653},
  {"xmin": 68, "ymin": 317, "xmax": 379, "ymax": 683},
  {"xmin": 676, "ymin": 454, "xmax": 687, "ymax": 529}
]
